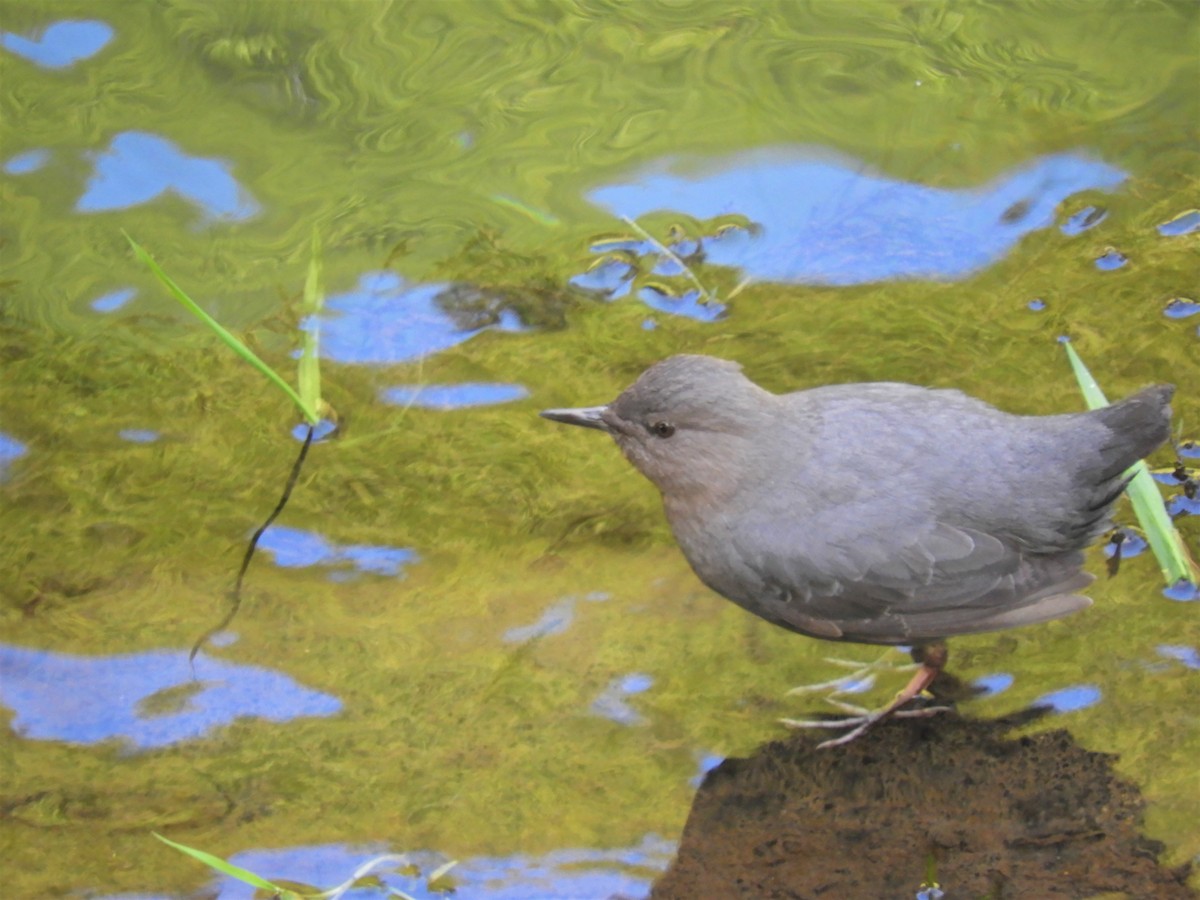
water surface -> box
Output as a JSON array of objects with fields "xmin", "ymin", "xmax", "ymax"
[{"xmin": 1, "ymin": 2, "xmax": 1197, "ymax": 897}]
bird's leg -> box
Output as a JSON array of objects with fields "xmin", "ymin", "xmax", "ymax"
[
  {"xmin": 785, "ymin": 647, "xmax": 917, "ymax": 698},
  {"xmin": 817, "ymin": 641, "xmax": 948, "ymax": 748},
  {"xmin": 781, "ymin": 641, "xmax": 951, "ymax": 749}
]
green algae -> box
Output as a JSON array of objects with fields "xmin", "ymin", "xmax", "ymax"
[{"xmin": 1, "ymin": 1, "xmax": 1198, "ymax": 897}]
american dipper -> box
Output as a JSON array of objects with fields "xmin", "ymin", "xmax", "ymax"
[{"xmin": 541, "ymin": 355, "xmax": 1174, "ymax": 746}]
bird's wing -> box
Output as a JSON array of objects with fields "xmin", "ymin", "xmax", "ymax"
[{"xmin": 728, "ymin": 512, "xmax": 1092, "ymax": 643}]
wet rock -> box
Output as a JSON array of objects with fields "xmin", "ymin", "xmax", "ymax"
[{"xmin": 652, "ymin": 712, "xmax": 1194, "ymax": 899}]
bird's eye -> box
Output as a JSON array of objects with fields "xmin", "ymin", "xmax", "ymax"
[{"xmin": 650, "ymin": 421, "xmax": 675, "ymax": 438}]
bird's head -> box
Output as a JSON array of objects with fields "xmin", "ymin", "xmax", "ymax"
[{"xmin": 541, "ymin": 355, "xmax": 776, "ymax": 500}]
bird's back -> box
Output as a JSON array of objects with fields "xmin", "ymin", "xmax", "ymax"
[
  {"xmin": 771, "ymin": 381, "xmax": 1173, "ymax": 552},
  {"xmin": 666, "ymin": 381, "xmax": 1174, "ymax": 644}
]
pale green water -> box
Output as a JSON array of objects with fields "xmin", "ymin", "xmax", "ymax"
[{"xmin": 1, "ymin": 1, "xmax": 1197, "ymax": 897}]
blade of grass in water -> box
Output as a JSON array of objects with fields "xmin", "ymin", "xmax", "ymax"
[
  {"xmin": 491, "ymin": 193, "xmax": 561, "ymax": 226},
  {"xmin": 622, "ymin": 215, "xmax": 717, "ymax": 306},
  {"xmin": 298, "ymin": 227, "xmax": 323, "ymax": 416},
  {"xmin": 154, "ymin": 832, "xmax": 452, "ymax": 900},
  {"xmin": 124, "ymin": 232, "xmax": 320, "ymax": 425},
  {"xmin": 1063, "ymin": 340, "xmax": 1196, "ymax": 587},
  {"xmin": 152, "ymin": 833, "xmax": 298, "ymax": 897}
]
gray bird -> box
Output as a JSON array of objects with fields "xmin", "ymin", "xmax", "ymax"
[{"xmin": 541, "ymin": 354, "xmax": 1174, "ymax": 746}]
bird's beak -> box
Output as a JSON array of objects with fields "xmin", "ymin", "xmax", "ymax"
[{"xmin": 540, "ymin": 406, "xmax": 611, "ymax": 432}]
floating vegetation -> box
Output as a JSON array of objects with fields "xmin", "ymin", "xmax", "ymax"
[
  {"xmin": 124, "ymin": 232, "xmax": 321, "ymax": 425},
  {"xmin": 126, "ymin": 231, "xmax": 330, "ymax": 659}
]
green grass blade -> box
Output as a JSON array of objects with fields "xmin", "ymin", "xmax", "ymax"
[
  {"xmin": 125, "ymin": 232, "xmax": 320, "ymax": 425},
  {"xmin": 1063, "ymin": 340, "xmax": 1195, "ymax": 586},
  {"xmin": 490, "ymin": 193, "xmax": 561, "ymax": 226},
  {"xmin": 621, "ymin": 216, "xmax": 717, "ymax": 305},
  {"xmin": 152, "ymin": 832, "xmax": 296, "ymax": 895},
  {"xmin": 1062, "ymin": 340, "xmax": 1109, "ymax": 408},
  {"xmin": 298, "ymin": 227, "xmax": 324, "ymax": 415}
]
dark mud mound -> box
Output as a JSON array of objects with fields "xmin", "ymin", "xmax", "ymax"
[{"xmin": 652, "ymin": 713, "xmax": 1194, "ymax": 899}]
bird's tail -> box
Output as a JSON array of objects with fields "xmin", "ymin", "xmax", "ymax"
[{"xmin": 1090, "ymin": 384, "xmax": 1174, "ymax": 487}]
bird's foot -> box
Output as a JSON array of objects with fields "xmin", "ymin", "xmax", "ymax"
[
  {"xmin": 781, "ymin": 644, "xmax": 950, "ymax": 748},
  {"xmin": 785, "ymin": 649, "xmax": 917, "ymax": 698},
  {"xmin": 781, "ymin": 701, "xmax": 952, "ymax": 748}
]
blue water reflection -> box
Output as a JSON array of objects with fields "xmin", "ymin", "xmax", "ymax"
[
  {"xmin": 77, "ymin": 131, "xmax": 260, "ymax": 222},
  {"xmin": 503, "ymin": 592, "xmax": 609, "ymax": 644},
  {"xmin": 587, "ymin": 149, "xmax": 1126, "ymax": 285},
  {"xmin": 3, "ymin": 148, "xmax": 50, "ymax": 175},
  {"xmin": 1, "ymin": 19, "xmax": 113, "ymax": 69},
  {"xmin": 569, "ymin": 258, "xmax": 635, "ymax": 297},
  {"xmin": 1094, "ymin": 248, "xmax": 1128, "ymax": 271},
  {"xmin": 1060, "ymin": 205, "xmax": 1107, "ymax": 236},
  {"xmin": 91, "ymin": 287, "xmax": 137, "ymax": 313},
  {"xmin": 1163, "ymin": 580, "xmax": 1200, "ymax": 602},
  {"xmin": 637, "ymin": 287, "xmax": 726, "ymax": 322},
  {"xmin": 1163, "ymin": 298, "xmax": 1199, "ymax": 320},
  {"xmin": 0, "ymin": 644, "xmax": 341, "ymax": 750},
  {"xmin": 504, "ymin": 598, "xmax": 577, "ymax": 644},
  {"xmin": 317, "ymin": 272, "xmax": 525, "ymax": 365},
  {"xmin": 592, "ymin": 673, "xmax": 654, "ymax": 726},
  {"xmin": 290, "ymin": 419, "xmax": 339, "ymax": 442},
  {"xmin": 381, "ymin": 383, "xmax": 529, "ymax": 409},
  {"xmin": 1032, "ymin": 684, "xmax": 1102, "ymax": 713},
  {"xmin": 972, "ymin": 672, "xmax": 1015, "ymax": 697},
  {"xmin": 1103, "ymin": 528, "xmax": 1147, "ymax": 559},
  {"xmin": 1167, "ymin": 495, "xmax": 1200, "ymax": 517},
  {"xmin": 690, "ymin": 752, "xmax": 725, "ymax": 787},
  {"xmin": 196, "ymin": 833, "xmax": 673, "ymax": 899},
  {"xmin": 118, "ymin": 428, "xmax": 160, "ymax": 444},
  {"xmin": 1156, "ymin": 645, "xmax": 1200, "ymax": 670},
  {"xmin": 1157, "ymin": 210, "xmax": 1200, "ymax": 236},
  {"xmin": 0, "ymin": 432, "xmax": 27, "ymax": 480},
  {"xmin": 257, "ymin": 524, "xmax": 418, "ymax": 580}
]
